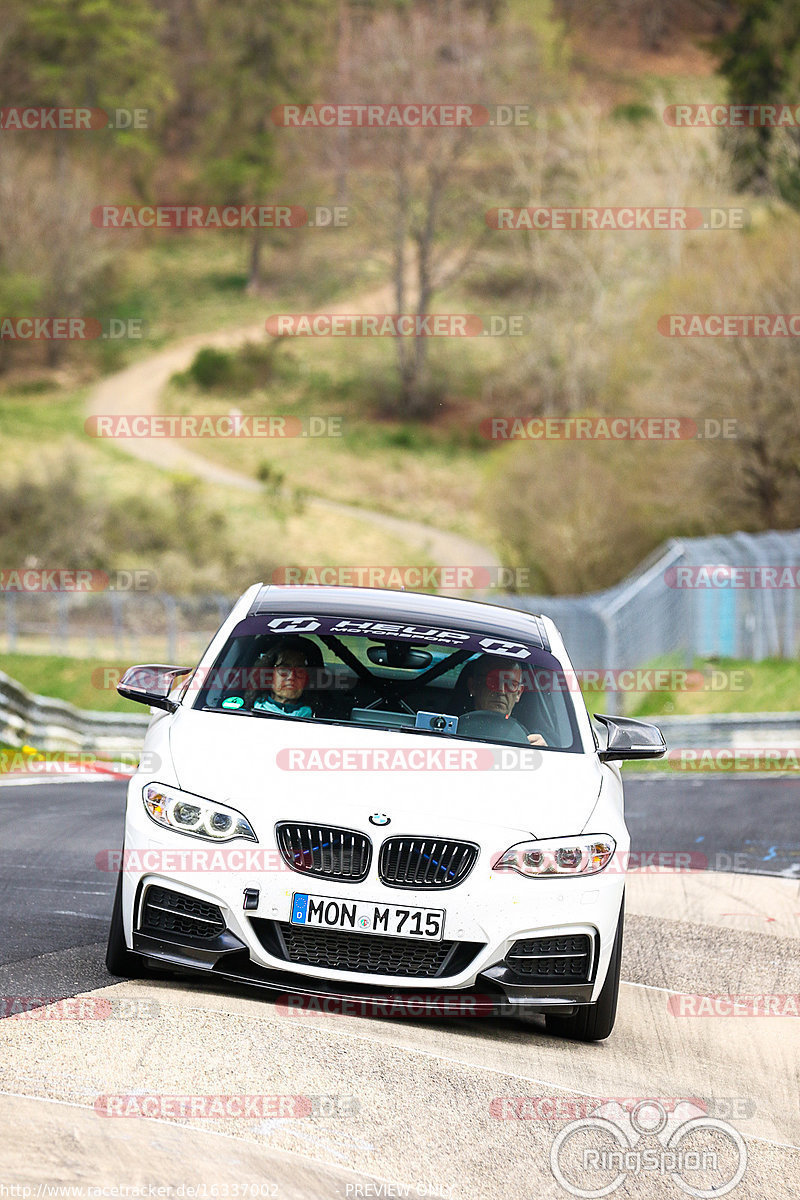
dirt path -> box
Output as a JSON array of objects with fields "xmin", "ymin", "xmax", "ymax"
[{"xmin": 86, "ymin": 318, "xmax": 501, "ymax": 582}]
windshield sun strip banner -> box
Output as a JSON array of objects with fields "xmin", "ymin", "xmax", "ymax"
[{"xmin": 228, "ymin": 613, "xmax": 542, "ymax": 658}]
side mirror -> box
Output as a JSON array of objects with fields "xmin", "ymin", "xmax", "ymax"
[
  {"xmin": 117, "ymin": 664, "xmax": 191, "ymax": 712},
  {"xmin": 594, "ymin": 713, "xmax": 667, "ymax": 761}
]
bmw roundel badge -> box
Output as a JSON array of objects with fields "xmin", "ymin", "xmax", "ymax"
[{"xmin": 369, "ymin": 813, "xmax": 390, "ymax": 826}]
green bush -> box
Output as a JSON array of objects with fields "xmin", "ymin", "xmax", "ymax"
[
  {"xmin": 187, "ymin": 347, "xmax": 235, "ymax": 390},
  {"xmin": 177, "ymin": 342, "xmax": 284, "ymax": 393}
]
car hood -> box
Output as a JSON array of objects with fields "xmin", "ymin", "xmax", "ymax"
[{"xmin": 166, "ymin": 707, "xmax": 604, "ymax": 842}]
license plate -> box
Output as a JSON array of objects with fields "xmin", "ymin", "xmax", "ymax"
[{"xmin": 290, "ymin": 893, "xmax": 445, "ymax": 941}]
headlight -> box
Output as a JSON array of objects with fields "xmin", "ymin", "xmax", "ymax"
[
  {"xmin": 142, "ymin": 783, "xmax": 257, "ymax": 842},
  {"xmin": 493, "ymin": 835, "xmax": 616, "ymax": 877}
]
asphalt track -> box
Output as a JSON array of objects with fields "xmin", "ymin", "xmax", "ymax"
[{"xmin": 1, "ymin": 775, "xmax": 798, "ymax": 1198}]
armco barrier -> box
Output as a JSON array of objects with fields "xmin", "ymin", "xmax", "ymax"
[
  {"xmin": 654, "ymin": 711, "xmax": 800, "ymax": 751},
  {"xmin": 0, "ymin": 669, "xmax": 149, "ymax": 755}
]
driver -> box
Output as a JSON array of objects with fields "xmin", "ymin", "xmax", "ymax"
[{"xmin": 466, "ymin": 655, "xmax": 548, "ymax": 747}]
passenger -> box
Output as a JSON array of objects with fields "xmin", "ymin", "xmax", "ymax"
[
  {"xmin": 248, "ymin": 638, "xmax": 315, "ymax": 718},
  {"xmin": 466, "ymin": 655, "xmax": 548, "ymax": 746}
]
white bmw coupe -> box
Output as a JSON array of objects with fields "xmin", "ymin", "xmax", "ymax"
[{"xmin": 107, "ymin": 585, "xmax": 665, "ymax": 1040}]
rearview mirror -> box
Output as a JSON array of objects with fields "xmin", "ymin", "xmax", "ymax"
[
  {"xmin": 117, "ymin": 664, "xmax": 191, "ymax": 712},
  {"xmin": 594, "ymin": 714, "xmax": 667, "ymax": 761},
  {"xmin": 366, "ymin": 644, "xmax": 432, "ymax": 669}
]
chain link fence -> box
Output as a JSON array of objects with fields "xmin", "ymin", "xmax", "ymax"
[
  {"xmin": 0, "ymin": 590, "xmax": 232, "ymax": 665},
  {"xmin": 494, "ymin": 529, "xmax": 800, "ymax": 713},
  {"xmin": 1, "ymin": 531, "xmax": 799, "ymax": 716}
]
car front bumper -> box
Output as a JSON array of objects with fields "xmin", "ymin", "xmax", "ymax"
[{"xmin": 121, "ymin": 835, "xmax": 625, "ymax": 1014}]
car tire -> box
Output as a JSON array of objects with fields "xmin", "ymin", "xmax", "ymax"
[
  {"xmin": 544, "ymin": 895, "xmax": 624, "ymax": 1043},
  {"xmin": 105, "ymin": 866, "xmax": 144, "ymax": 978}
]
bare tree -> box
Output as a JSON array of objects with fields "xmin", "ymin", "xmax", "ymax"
[
  {"xmin": 473, "ymin": 101, "xmax": 730, "ymax": 418},
  {"xmin": 0, "ymin": 145, "xmax": 116, "ymax": 368},
  {"xmin": 316, "ymin": 1, "xmax": 516, "ymax": 415},
  {"xmin": 649, "ymin": 228, "xmax": 800, "ymax": 529}
]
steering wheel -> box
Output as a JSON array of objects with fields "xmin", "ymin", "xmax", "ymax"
[{"xmin": 456, "ymin": 709, "xmax": 530, "ymax": 745}]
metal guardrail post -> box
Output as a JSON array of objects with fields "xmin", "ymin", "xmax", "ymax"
[
  {"xmin": 6, "ymin": 593, "xmax": 17, "ymax": 653},
  {"xmin": 597, "ymin": 607, "xmax": 619, "ymax": 717},
  {"xmin": 164, "ymin": 594, "xmax": 178, "ymax": 663},
  {"xmin": 111, "ymin": 592, "xmax": 123, "ymax": 656},
  {"xmin": 56, "ymin": 591, "xmax": 69, "ymax": 655}
]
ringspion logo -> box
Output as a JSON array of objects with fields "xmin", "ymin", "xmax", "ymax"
[{"xmin": 549, "ymin": 1100, "xmax": 747, "ymax": 1197}]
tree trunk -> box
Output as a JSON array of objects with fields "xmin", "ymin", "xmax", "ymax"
[{"xmin": 247, "ymin": 227, "xmax": 264, "ymax": 292}]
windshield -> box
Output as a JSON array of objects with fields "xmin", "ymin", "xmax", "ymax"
[{"xmin": 189, "ymin": 613, "xmax": 582, "ymax": 751}]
